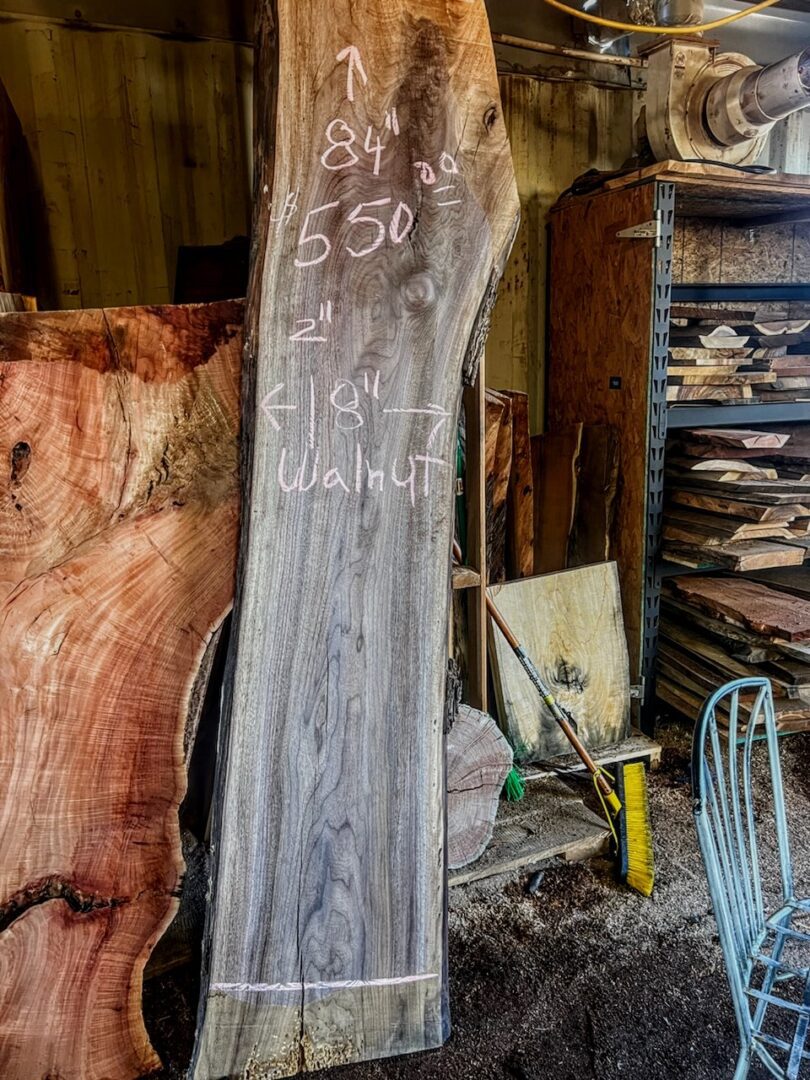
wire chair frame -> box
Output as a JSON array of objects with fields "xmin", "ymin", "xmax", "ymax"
[{"xmin": 693, "ymin": 677, "xmax": 810, "ymax": 1080}]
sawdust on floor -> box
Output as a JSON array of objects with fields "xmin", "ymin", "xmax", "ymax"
[{"xmin": 145, "ymin": 717, "xmax": 810, "ymax": 1080}]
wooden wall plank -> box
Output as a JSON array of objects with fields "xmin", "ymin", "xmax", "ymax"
[{"xmin": 0, "ymin": 20, "xmax": 252, "ymax": 308}]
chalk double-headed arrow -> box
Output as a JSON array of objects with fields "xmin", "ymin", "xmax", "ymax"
[
  {"xmin": 260, "ymin": 384, "xmax": 297, "ymax": 431},
  {"xmin": 382, "ymin": 403, "xmax": 450, "ymax": 447}
]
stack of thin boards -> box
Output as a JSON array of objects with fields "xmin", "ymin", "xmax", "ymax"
[
  {"xmin": 659, "ymin": 574, "xmax": 810, "ymax": 733},
  {"xmin": 664, "ymin": 426, "xmax": 810, "ymax": 571},
  {"xmin": 667, "ymin": 304, "xmax": 810, "ymax": 405}
]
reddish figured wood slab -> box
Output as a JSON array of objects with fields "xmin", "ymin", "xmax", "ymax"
[
  {"xmin": 0, "ymin": 301, "xmax": 242, "ymax": 1080},
  {"xmin": 669, "ymin": 575, "xmax": 810, "ymax": 643}
]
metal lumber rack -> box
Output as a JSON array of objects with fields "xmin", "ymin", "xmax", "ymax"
[
  {"xmin": 649, "ymin": 281, "xmax": 810, "ymax": 711},
  {"xmin": 546, "ymin": 161, "xmax": 810, "ymax": 732}
]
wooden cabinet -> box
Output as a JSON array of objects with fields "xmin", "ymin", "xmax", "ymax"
[{"xmin": 546, "ymin": 161, "xmax": 810, "ymax": 730}]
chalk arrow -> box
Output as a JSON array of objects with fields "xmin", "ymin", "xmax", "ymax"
[
  {"xmin": 382, "ymin": 403, "xmax": 450, "ymax": 447},
  {"xmin": 260, "ymin": 383, "xmax": 297, "ymax": 431},
  {"xmin": 336, "ymin": 45, "xmax": 368, "ymax": 103}
]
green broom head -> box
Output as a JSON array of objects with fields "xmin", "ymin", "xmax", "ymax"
[
  {"xmin": 613, "ymin": 761, "xmax": 654, "ymax": 897},
  {"xmin": 504, "ymin": 766, "xmax": 525, "ymax": 802}
]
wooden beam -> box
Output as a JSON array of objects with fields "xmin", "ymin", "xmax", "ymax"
[{"xmin": 192, "ymin": 1, "xmax": 518, "ymax": 1076}]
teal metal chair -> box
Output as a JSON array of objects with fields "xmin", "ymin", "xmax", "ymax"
[{"xmin": 693, "ymin": 677, "xmax": 810, "ymax": 1079}]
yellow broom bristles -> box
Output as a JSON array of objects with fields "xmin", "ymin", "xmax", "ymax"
[{"xmin": 621, "ymin": 761, "xmax": 655, "ymax": 897}]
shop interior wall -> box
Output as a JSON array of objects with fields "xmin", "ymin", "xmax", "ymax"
[{"xmin": 0, "ymin": 10, "xmax": 253, "ymax": 309}]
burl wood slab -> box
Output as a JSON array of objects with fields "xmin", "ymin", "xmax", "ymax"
[
  {"xmin": 669, "ymin": 575, "xmax": 810, "ymax": 642},
  {"xmin": 193, "ymin": 1, "xmax": 518, "ymax": 1075},
  {"xmin": 0, "ymin": 301, "xmax": 242, "ymax": 1080}
]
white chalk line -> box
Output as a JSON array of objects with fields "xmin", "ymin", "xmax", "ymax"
[{"xmin": 212, "ymin": 973, "xmax": 438, "ymax": 994}]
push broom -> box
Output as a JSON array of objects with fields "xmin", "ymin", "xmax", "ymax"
[{"xmin": 452, "ymin": 541, "xmax": 654, "ymax": 897}]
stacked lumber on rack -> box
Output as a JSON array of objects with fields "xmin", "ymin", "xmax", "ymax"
[
  {"xmin": 667, "ymin": 304, "xmax": 810, "ymax": 405},
  {"xmin": 659, "ymin": 575, "xmax": 810, "ymax": 733},
  {"xmin": 663, "ymin": 427, "xmax": 810, "ymax": 570}
]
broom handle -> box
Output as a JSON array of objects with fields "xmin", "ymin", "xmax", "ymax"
[{"xmin": 453, "ymin": 540, "xmax": 618, "ymax": 806}]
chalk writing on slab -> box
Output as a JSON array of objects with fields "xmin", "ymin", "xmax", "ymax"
[
  {"xmin": 335, "ymin": 44, "xmax": 368, "ymax": 103},
  {"xmin": 414, "ymin": 161, "xmax": 436, "ymax": 184},
  {"xmin": 277, "ymin": 444, "xmax": 449, "ymax": 505},
  {"xmin": 382, "ymin": 403, "xmax": 450, "ymax": 447},
  {"xmin": 260, "ymin": 384, "xmax": 297, "ymax": 431},
  {"xmin": 294, "ymin": 201, "xmax": 340, "ymax": 267},
  {"xmin": 289, "ymin": 301, "xmax": 333, "ymax": 342},
  {"xmin": 270, "ymin": 188, "xmax": 299, "ymax": 229},
  {"xmin": 321, "ymin": 119, "xmax": 359, "ymax": 171}
]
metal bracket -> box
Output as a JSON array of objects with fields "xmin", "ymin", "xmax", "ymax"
[
  {"xmin": 629, "ymin": 680, "xmax": 645, "ymax": 700},
  {"xmin": 617, "ymin": 210, "xmax": 663, "ymax": 248}
]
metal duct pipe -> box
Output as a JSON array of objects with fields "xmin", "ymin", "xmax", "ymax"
[
  {"xmin": 705, "ymin": 47, "xmax": 810, "ymax": 147},
  {"xmin": 656, "ymin": 0, "xmax": 703, "ymax": 26}
]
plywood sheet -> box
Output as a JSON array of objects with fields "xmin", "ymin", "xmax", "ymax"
[
  {"xmin": 488, "ymin": 563, "xmax": 630, "ymax": 763},
  {"xmin": 547, "ymin": 182, "xmax": 657, "ymax": 679}
]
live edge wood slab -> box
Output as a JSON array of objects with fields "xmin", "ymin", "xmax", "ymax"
[
  {"xmin": 192, "ymin": 1, "xmax": 518, "ymax": 1076},
  {"xmin": 0, "ymin": 301, "xmax": 242, "ymax": 1080}
]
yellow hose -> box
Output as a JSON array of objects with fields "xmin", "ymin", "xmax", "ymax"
[{"xmin": 539, "ymin": 0, "xmax": 782, "ymax": 35}]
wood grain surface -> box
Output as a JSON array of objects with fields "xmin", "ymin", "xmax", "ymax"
[
  {"xmin": 547, "ymin": 182, "xmax": 657, "ymax": 680},
  {"xmin": 0, "ymin": 301, "xmax": 242, "ymax": 1079},
  {"xmin": 503, "ymin": 390, "xmax": 534, "ymax": 579},
  {"xmin": 531, "ymin": 425, "xmax": 582, "ymax": 575},
  {"xmin": 488, "ymin": 563, "xmax": 630, "ymax": 763},
  {"xmin": 485, "ymin": 388, "xmax": 512, "ymax": 583},
  {"xmin": 192, "ymin": 2, "xmax": 518, "ymax": 1076},
  {"xmin": 446, "ymin": 705, "xmax": 512, "ymax": 870},
  {"xmin": 669, "ymin": 576, "xmax": 810, "ymax": 642}
]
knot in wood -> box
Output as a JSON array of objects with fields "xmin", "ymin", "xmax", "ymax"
[
  {"xmin": 402, "ymin": 272, "xmax": 436, "ymax": 312},
  {"xmin": 10, "ymin": 441, "xmax": 30, "ymax": 485},
  {"xmin": 483, "ymin": 103, "xmax": 498, "ymax": 132}
]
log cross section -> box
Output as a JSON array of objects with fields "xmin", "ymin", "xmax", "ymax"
[{"xmin": 193, "ymin": 1, "xmax": 518, "ymax": 1076}]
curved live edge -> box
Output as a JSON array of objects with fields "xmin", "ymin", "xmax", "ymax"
[
  {"xmin": 191, "ymin": 2, "xmax": 519, "ymax": 1076},
  {"xmin": 0, "ymin": 302, "xmax": 242, "ymax": 1079}
]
